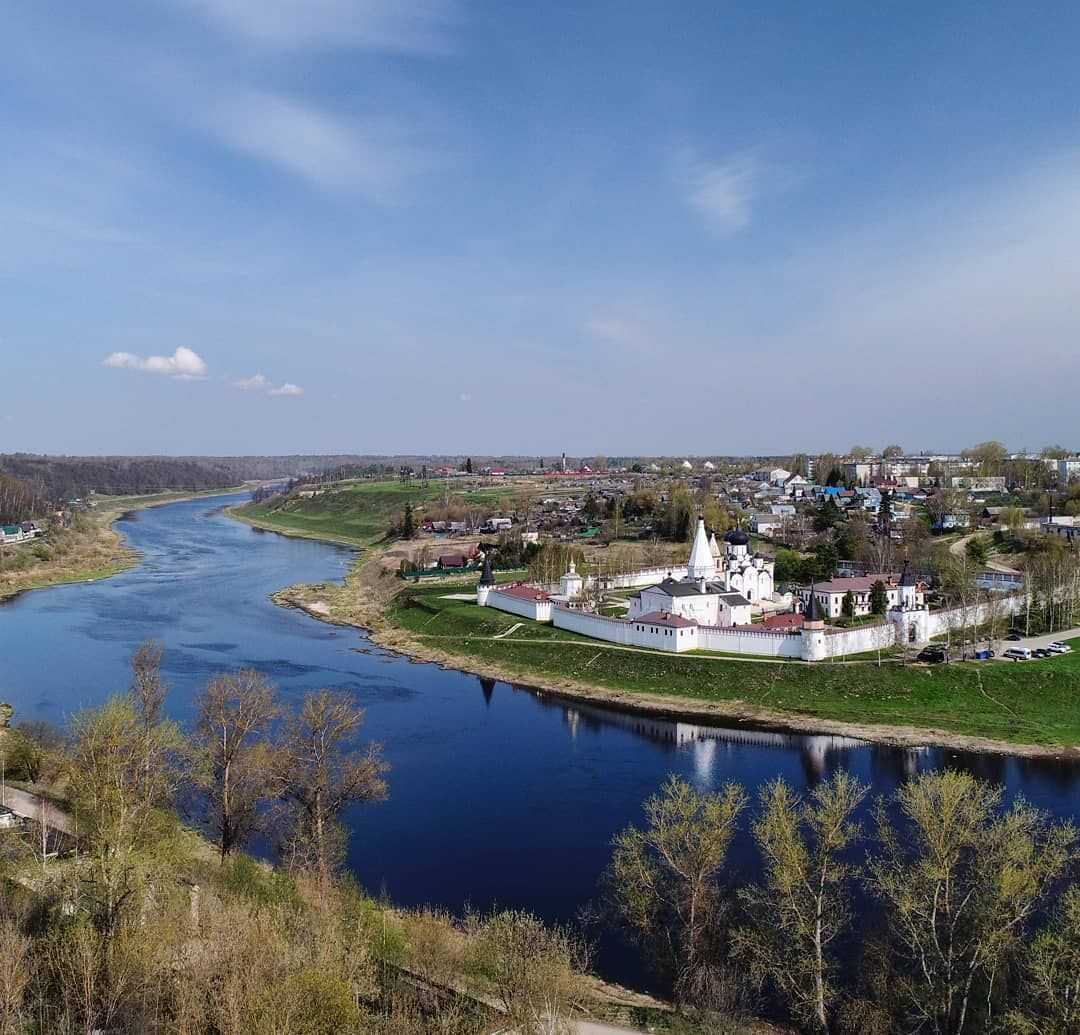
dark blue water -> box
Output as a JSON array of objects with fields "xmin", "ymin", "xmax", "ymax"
[{"xmin": 1, "ymin": 493, "xmax": 1078, "ymax": 989}]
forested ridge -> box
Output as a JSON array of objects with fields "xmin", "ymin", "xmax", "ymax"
[{"xmin": 0, "ymin": 455, "xmax": 385, "ymax": 506}]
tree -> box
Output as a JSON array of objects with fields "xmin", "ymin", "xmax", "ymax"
[
  {"xmin": 128, "ymin": 639, "xmax": 170, "ymax": 806},
  {"xmin": 965, "ymin": 535, "xmax": 989, "ymax": 567},
  {"xmin": 870, "ymin": 580, "xmax": 888, "ymax": 615},
  {"xmin": 841, "ymin": 591, "xmax": 855, "ymax": 620},
  {"xmin": 69, "ymin": 696, "xmax": 182, "ymax": 931},
  {"xmin": 194, "ymin": 669, "xmax": 280, "ymax": 862},
  {"xmin": 465, "ymin": 457, "xmax": 473, "ymax": 474},
  {"xmin": 278, "ymin": 690, "xmax": 388, "ymax": 888},
  {"xmin": 882, "ymin": 445, "xmax": 905, "ymax": 460},
  {"xmin": 814, "ymin": 497, "xmax": 842, "ymax": 532},
  {"xmin": 813, "ymin": 541, "xmax": 839, "ymax": 580},
  {"xmin": 1003, "ymin": 886, "xmax": 1080, "ymax": 1035},
  {"xmin": 401, "ymin": 502, "xmax": 415, "ymax": 539},
  {"xmin": 734, "ymin": 773, "xmax": 867, "ymax": 1033},
  {"xmin": 964, "ymin": 441, "xmax": 1008, "ymax": 476},
  {"xmin": 606, "ymin": 775, "xmax": 747, "ymax": 998},
  {"xmin": 7, "ymin": 720, "xmax": 64, "ymax": 785},
  {"xmin": 863, "ymin": 770, "xmax": 1078, "ymax": 1034},
  {"xmin": 849, "ymin": 446, "xmax": 873, "ymax": 460}
]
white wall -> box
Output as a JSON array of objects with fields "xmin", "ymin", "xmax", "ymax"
[
  {"xmin": 697, "ymin": 625, "xmax": 803, "ymax": 658},
  {"xmin": 820, "ymin": 622, "xmax": 896, "ymax": 658},
  {"xmin": 553, "ymin": 607, "xmax": 698, "ymax": 652},
  {"xmin": 485, "ymin": 590, "xmax": 552, "ymax": 623}
]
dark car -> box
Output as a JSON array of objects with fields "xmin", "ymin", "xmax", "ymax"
[
  {"xmin": 1032, "ymin": 648, "xmax": 1050, "ymax": 659},
  {"xmin": 917, "ymin": 647, "xmax": 948, "ymax": 664},
  {"xmin": 1005, "ymin": 633, "xmax": 1022, "ymax": 642}
]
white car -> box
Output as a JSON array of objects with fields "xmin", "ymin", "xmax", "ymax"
[{"xmin": 1047, "ymin": 642, "xmax": 1073, "ymax": 655}]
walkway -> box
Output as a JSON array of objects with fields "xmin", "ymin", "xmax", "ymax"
[{"xmin": 1, "ymin": 785, "xmax": 72, "ymax": 835}]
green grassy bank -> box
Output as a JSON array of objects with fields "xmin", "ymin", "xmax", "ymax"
[
  {"xmin": 234, "ymin": 479, "xmax": 509, "ymax": 547},
  {"xmin": 388, "ymin": 583, "xmax": 1080, "ymax": 749}
]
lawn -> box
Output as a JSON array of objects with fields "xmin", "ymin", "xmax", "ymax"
[
  {"xmin": 388, "ymin": 583, "xmax": 1080, "ymax": 748},
  {"xmin": 234, "ymin": 479, "xmax": 507, "ymax": 547}
]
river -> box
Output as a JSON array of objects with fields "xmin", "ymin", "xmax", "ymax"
[{"xmin": 1, "ymin": 492, "xmax": 1078, "ymax": 990}]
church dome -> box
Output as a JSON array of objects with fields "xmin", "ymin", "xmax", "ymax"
[{"xmin": 724, "ymin": 528, "xmax": 749, "ymax": 546}]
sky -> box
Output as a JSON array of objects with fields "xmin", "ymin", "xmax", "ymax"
[{"xmin": 3, "ymin": 1, "xmax": 1080, "ymax": 457}]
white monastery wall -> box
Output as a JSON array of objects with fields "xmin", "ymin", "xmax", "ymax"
[{"xmin": 696, "ymin": 626, "xmax": 803, "ymax": 658}]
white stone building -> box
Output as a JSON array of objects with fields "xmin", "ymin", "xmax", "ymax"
[{"xmin": 797, "ymin": 571, "xmax": 925, "ymax": 620}]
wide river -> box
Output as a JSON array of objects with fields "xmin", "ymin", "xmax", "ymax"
[{"xmin": 1, "ymin": 492, "xmax": 1078, "ymax": 988}]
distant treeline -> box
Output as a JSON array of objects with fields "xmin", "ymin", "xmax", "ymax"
[{"xmin": 0, "ymin": 454, "xmax": 395, "ymax": 506}]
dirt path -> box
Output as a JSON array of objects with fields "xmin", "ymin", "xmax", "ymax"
[{"xmin": 949, "ymin": 532, "xmax": 1021, "ymax": 574}]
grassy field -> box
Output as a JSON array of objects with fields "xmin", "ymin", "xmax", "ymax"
[
  {"xmin": 234, "ymin": 479, "xmax": 510, "ymax": 547},
  {"xmin": 387, "ymin": 583, "xmax": 1080, "ymax": 748}
]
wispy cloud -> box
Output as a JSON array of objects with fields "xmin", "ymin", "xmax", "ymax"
[
  {"xmin": 233, "ymin": 373, "xmax": 304, "ymax": 396},
  {"xmin": 179, "ymin": 0, "xmax": 457, "ymax": 54},
  {"xmin": 207, "ymin": 91, "xmax": 422, "ymax": 201},
  {"xmin": 102, "ymin": 346, "xmax": 208, "ymax": 379},
  {"xmin": 673, "ymin": 149, "xmax": 757, "ymax": 234}
]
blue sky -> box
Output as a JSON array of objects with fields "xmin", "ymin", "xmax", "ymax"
[{"xmin": 3, "ymin": 1, "xmax": 1079, "ymax": 456}]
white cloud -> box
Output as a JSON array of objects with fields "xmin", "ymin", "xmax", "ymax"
[
  {"xmin": 269, "ymin": 382, "xmax": 303, "ymax": 396},
  {"xmin": 102, "ymin": 346, "xmax": 208, "ymax": 379},
  {"xmin": 207, "ymin": 91, "xmax": 421, "ymax": 201},
  {"xmin": 233, "ymin": 373, "xmax": 304, "ymax": 397},
  {"xmin": 459, "ymin": 392, "xmax": 472, "ymax": 402},
  {"xmin": 180, "ymin": 0, "xmax": 457, "ymax": 54},
  {"xmin": 674, "ymin": 149, "xmax": 756, "ymax": 234}
]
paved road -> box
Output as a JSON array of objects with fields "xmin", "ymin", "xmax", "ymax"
[
  {"xmin": 1, "ymin": 785, "xmax": 72, "ymax": 834},
  {"xmin": 998, "ymin": 625, "xmax": 1080, "ymax": 653}
]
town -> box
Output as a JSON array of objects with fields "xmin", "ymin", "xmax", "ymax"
[{"xmin": 271, "ymin": 444, "xmax": 1077, "ymax": 665}]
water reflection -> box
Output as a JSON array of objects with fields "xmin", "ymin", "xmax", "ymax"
[{"xmin": 1, "ymin": 492, "xmax": 1078, "ymax": 994}]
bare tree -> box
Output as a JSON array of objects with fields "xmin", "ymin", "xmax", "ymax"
[
  {"xmin": 278, "ymin": 690, "xmax": 388, "ymax": 888},
  {"xmin": 128, "ymin": 639, "xmax": 171, "ymax": 805},
  {"xmin": 1003, "ymin": 886, "xmax": 1080, "ymax": 1035},
  {"xmin": 606, "ymin": 775, "xmax": 747, "ymax": 999},
  {"xmin": 863, "ymin": 770, "xmax": 1078, "ymax": 1034},
  {"xmin": 734, "ymin": 772, "xmax": 867, "ymax": 1033},
  {"xmin": 194, "ymin": 670, "xmax": 280, "ymax": 863}
]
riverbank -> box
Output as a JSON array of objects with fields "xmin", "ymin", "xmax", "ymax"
[
  {"xmin": 0, "ymin": 487, "xmax": 247, "ymax": 602},
  {"xmin": 227, "ymin": 506, "xmax": 1080, "ymax": 758}
]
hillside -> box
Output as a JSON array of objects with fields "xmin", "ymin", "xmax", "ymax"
[{"xmin": 233, "ymin": 479, "xmax": 514, "ymax": 547}]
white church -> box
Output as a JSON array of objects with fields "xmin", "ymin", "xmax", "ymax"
[{"xmin": 626, "ymin": 518, "xmax": 774, "ymax": 627}]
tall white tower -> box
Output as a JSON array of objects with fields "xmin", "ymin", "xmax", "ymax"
[{"xmin": 687, "ymin": 516, "xmax": 717, "ymax": 580}]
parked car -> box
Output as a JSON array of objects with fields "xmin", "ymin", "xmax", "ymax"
[
  {"xmin": 1003, "ymin": 648, "xmax": 1032, "ymax": 661},
  {"xmin": 917, "ymin": 647, "xmax": 948, "ymax": 664},
  {"xmin": 1005, "ymin": 632, "xmax": 1022, "ymax": 642},
  {"xmin": 1048, "ymin": 642, "xmax": 1073, "ymax": 654},
  {"xmin": 1032, "ymin": 648, "xmax": 1050, "ymax": 659},
  {"xmin": 974, "ymin": 648, "xmax": 995, "ymax": 661}
]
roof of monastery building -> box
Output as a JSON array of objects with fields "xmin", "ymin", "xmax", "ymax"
[
  {"xmin": 494, "ymin": 585, "xmax": 550, "ymax": 601},
  {"xmin": 809, "ymin": 574, "xmax": 899, "ymax": 595},
  {"xmin": 635, "ymin": 610, "xmax": 698, "ymax": 628}
]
